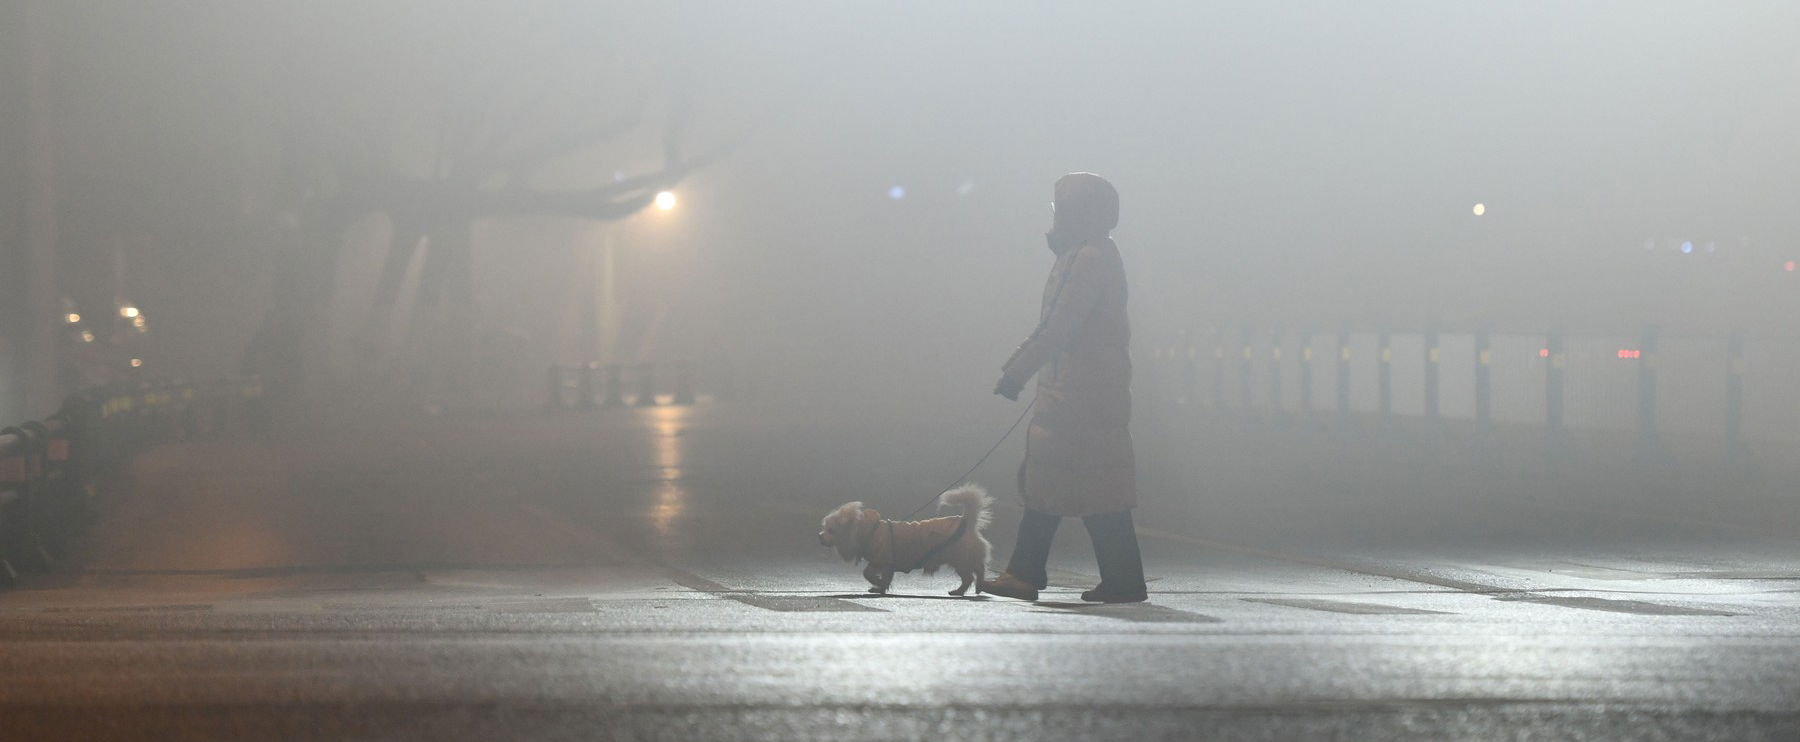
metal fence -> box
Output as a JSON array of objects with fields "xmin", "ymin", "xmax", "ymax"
[
  {"xmin": 1143, "ymin": 326, "xmax": 1795, "ymax": 460},
  {"xmin": 0, "ymin": 378, "xmax": 268, "ymax": 587},
  {"xmin": 545, "ymin": 361, "xmax": 732, "ymax": 411}
]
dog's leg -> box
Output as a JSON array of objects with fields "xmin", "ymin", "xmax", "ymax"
[
  {"xmin": 950, "ymin": 570, "xmax": 974, "ymax": 596},
  {"xmin": 863, "ymin": 564, "xmax": 890, "ymax": 594}
]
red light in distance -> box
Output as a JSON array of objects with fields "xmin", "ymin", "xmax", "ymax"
[
  {"xmin": 1538, "ymin": 348, "xmax": 1550, "ymax": 358},
  {"xmin": 1618, "ymin": 349, "xmax": 1641, "ymax": 359}
]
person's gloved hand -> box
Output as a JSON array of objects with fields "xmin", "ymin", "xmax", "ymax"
[{"xmin": 993, "ymin": 375, "xmax": 1024, "ymax": 401}]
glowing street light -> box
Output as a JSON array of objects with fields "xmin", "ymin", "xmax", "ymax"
[
  {"xmin": 119, "ymin": 306, "xmax": 140, "ymax": 319},
  {"xmin": 654, "ymin": 191, "xmax": 677, "ymax": 211},
  {"xmin": 1472, "ymin": 203, "xmax": 1486, "ymax": 216},
  {"xmin": 64, "ymin": 312, "xmax": 80, "ymax": 324}
]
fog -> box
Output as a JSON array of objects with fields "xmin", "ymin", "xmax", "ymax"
[{"xmin": 7, "ymin": 1, "xmax": 1800, "ymax": 429}]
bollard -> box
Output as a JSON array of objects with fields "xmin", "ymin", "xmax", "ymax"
[
  {"xmin": 672, "ymin": 362, "xmax": 696, "ymax": 406},
  {"xmin": 1633, "ymin": 325, "xmax": 1662, "ymax": 462},
  {"xmin": 1210, "ymin": 328, "xmax": 1227, "ymax": 410},
  {"xmin": 1297, "ymin": 330, "xmax": 1313, "ymax": 415},
  {"xmin": 1542, "ymin": 329, "xmax": 1568, "ymax": 475},
  {"xmin": 1424, "ymin": 327, "xmax": 1440, "ymax": 420},
  {"xmin": 1725, "ymin": 333, "xmax": 1745, "ymax": 464},
  {"xmin": 1545, "ymin": 330, "xmax": 1565, "ymax": 433},
  {"xmin": 634, "ymin": 363, "xmax": 658, "ymax": 407},
  {"xmin": 1334, "ymin": 326, "xmax": 1351, "ymax": 421},
  {"xmin": 1475, "ymin": 326, "xmax": 1492, "ymax": 433},
  {"xmin": 1377, "ymin": 330, "xmax": 1392, "ymax": 423},
  {"xmin": 1180, "ymin": 333, "xmax": 1199, "ymax": 407},
  {"xmin": 1267, "ymin": 326, "xmax": 1284, "ymax": 415},
  {"xmin": 1236, "ymin": 327, "xmax": 1253, "ymax": 410},
  {"xmin": 578, "ymin": 363, "xmax": 599, "ymax": 410}
]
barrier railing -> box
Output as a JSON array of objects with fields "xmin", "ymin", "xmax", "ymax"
[
  {"xmin": 1143, "ymin": 325, "xmax": 1793, "ymax": 465},
  {"xmin": 0, "ymin": 378, "xmax": 267, "ymax": 588},
  {"xmin": 545, "ymin": 361, "xmax": 729, "ymax": 411}
]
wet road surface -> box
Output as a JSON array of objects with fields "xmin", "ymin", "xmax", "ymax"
[{"xmin": 2, "ymin": 402, "xmax": 1797, "ymax": 740}]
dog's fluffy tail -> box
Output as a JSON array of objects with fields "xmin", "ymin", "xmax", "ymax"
[{"xmin": 938, "ymin": 484, "xmax": 993, "ymax": 530}]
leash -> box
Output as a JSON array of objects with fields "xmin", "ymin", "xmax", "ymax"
[
  {"xmin": 897, "ymin": 395, "xmax": 1035, "ymax": 521},
  {"xmin": 878, "ymin": 238, "xmax": 1090, "ymax": 559}
]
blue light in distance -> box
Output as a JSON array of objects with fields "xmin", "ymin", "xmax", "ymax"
[
  {"xmin": 1680, "ymin": 241, "xmax": 1694, "ymax": 254},
  {"xmin": 888, "ymin": 185, "xmax": 906, "ymax": 200}
]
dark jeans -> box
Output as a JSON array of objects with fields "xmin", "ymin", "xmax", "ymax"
[{"xmin": 1003, "ymin": 507, "xmax": 1146, "ymax": 592}]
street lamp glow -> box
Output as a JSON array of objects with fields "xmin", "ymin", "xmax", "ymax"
[
  {"xmin": 65, "ymin": 312, "xmax": 80, "ymax": 324},
  {"xmin": 1472, "ymin": 203, "xmax": 1485, "ymax": 216},
  {"xmin": 120, "ymin": 306, "xmax": 140, "ymax": 318},
  {"xmin": 654, "ymin": 191, "xmax": 677, "ymax": 211}
]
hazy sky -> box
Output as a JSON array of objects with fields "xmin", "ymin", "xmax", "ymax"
[{"xmin": 27, "ymin": 1, "xmax": 1800, "ymax": 415}]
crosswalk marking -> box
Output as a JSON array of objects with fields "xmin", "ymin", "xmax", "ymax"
[{"xmin": 1245, "ymin": 598, "xmax": 1451, "ymax": 615}]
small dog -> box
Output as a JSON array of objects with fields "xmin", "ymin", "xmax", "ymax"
[{"xmin": 818, "ymin": 485, "xmax": 993, "ymax": 595}]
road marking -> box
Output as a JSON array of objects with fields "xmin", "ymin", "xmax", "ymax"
[
  {"xmin": 519, "ymin": 502, "xmax": 886, "ymax": 613},
  {"xmin": 1245, "ymin": 598, "xmax": 1452, "ymax": 615},
  {"xmin": 1029, "ymin": 602, "xmax": 1220, "ymax": 624},
  {"xmin": 665, "ymin": 567, "xmax": 886, "ymax": 613},
  {"xmin": 1498, "ymin": 595, "xmax": 1737, "ymax": 617},
  {"xmin": 1136, "ymin": 525, "xmax": 1497, "ymax": 593},
  {"xmin": 1137, "ymin": 525, "xmax": 1739, "ymax": 617}
]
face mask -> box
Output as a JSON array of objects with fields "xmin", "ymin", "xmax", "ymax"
[{"xmin": 1045, "ymin": 199, "xmax": 1076, "ymax": 254}]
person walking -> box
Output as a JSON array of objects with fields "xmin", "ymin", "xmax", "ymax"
[{"xmin": 984, "ymin": 172, "xmax": 1146, "ymax": 604}]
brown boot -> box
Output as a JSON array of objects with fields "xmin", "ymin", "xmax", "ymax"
[{"xmin": 979, "ymin": 572, "xmax": 1039, "ymax": 601}]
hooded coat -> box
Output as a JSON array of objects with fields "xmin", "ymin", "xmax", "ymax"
[{"xmin": 1000, "ymin": 173, "xmax": 1136, "ymax": 516}]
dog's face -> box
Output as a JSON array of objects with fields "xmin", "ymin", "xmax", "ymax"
[{"xmin": 819, "ymin": 501, "xmax": 869, "ymax": 562}]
